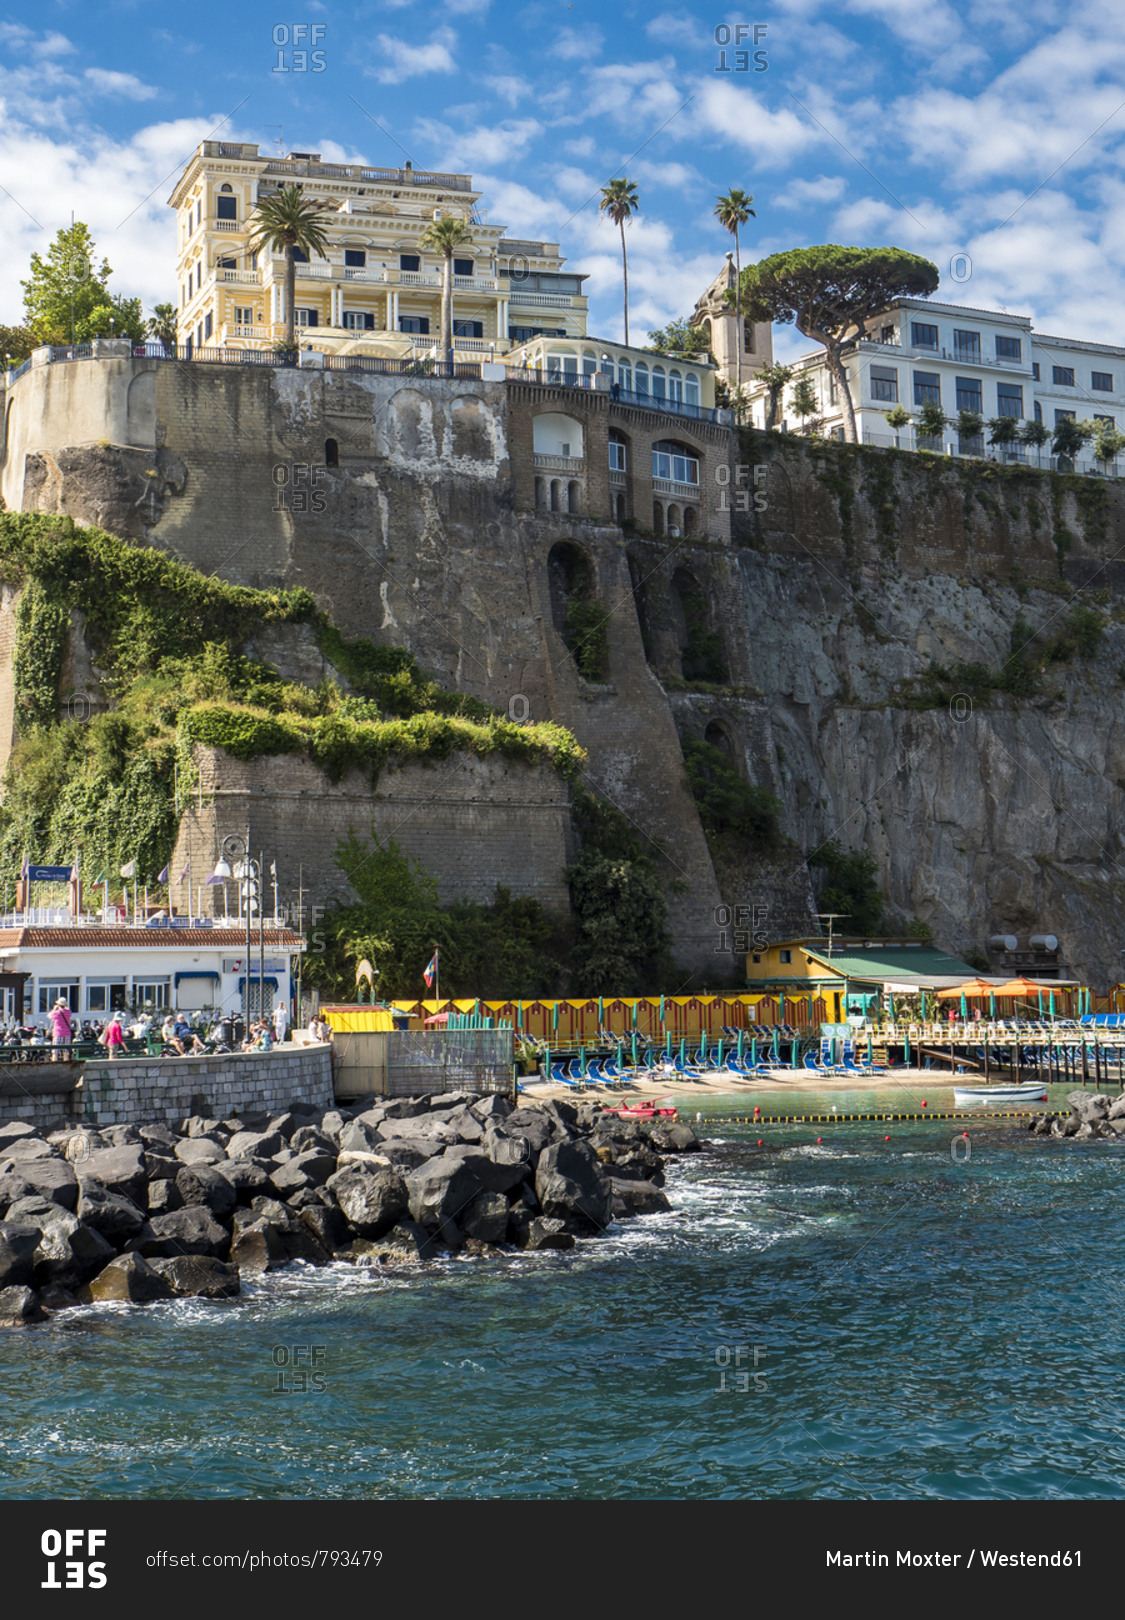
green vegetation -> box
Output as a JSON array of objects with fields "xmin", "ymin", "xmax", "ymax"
[
  {"xmin": 644, "ymin": 317, "xmax": 713, "ymax": 360},
  {"xmin": 755, "ymin": 362, "xmax": 794, "ymax": 430},
  {"xmin": 900, "ymin": 605, "xmax": 1104, "ymax": 709},
  {"xmin": 564, "ymin": 594, "xmax": 611, "ymax": 682},
  {"xmin": 0, "ymin": 513, "xmax": 585, "ymax": 890},
  {"xmin": 807, "ymin": 839, "xmax": 885, "ymax": 935},
  {"xmin": 679, "ymin": 586, "xmax": 729, "ymax": 683},
  {"xmin": 740, "ymin": 245, "xmax": 940, "ymax": 441},
  {"xmin": 683, "ymin": 739, "xmax": 782, "ymax": 853},
  {"xmin": 564, "ymin": 793, "xmax": 673, "ymax": 993},
  {"xmin": 247, "ymin": 186, "xmax": 332, "ymax": 351},
  {"xmin": 21, "ymin": 222, "xmax": 144, "ymax": 346},
  {"xmin": 300, "ymin": 836, "xmax": 570, "ymax": 1000}
]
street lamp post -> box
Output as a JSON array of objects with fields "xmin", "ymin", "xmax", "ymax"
[{"xmin": 212, "ymin": 833, "xmax": 262, "ymax": 1034}]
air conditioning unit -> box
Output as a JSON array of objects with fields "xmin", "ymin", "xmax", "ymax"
[
  {"xmin": 989, "ymin": 934, "xmax": 1018, "ymax": 952},
  {"xmin": 1029, "ymin": 934, "xmax": 1059, "ymax": 952}
]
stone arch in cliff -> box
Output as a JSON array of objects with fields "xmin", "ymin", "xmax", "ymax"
[
  {"xmin": 125, "ymin": 369, "xmax": 157, "ymax": 448},
  {"xmin": 703, "ymin": 718, "xmax": 739, "ymax": 767},
  {"xmin": 671, "ymin": 566, "xmax": 728, "ymax": 683},
  {"xmin": 384, "ymin": 387, "xmax": 440, "ymax": 461}
]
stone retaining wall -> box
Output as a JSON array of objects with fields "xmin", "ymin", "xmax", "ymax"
[{"xmin": 0, "ymin": 1045, "xmax": 333, "ymax": 1132}]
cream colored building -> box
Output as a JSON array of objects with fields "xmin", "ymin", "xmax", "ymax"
[
  {"xmin": 690, "ymin": 254, "xmax": 773, "ymax": 394},
  {"xmin": 169, "ymin": 142, "xmax": 589, "ymax": 361}
]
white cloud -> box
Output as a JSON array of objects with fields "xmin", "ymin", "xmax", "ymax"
[
  {"xmin": 84, "ymin": 69, "xmax": 160, "ymax": 101},
  {"xmin": 367, "ymin": 29, "xmax": 458, "ymax": 84},
  {"xmin": 552, "ymin": 26, "xmax": 605, "ymax": 60},
  {"xmin": 697, "ymin": 79, "xmax": 827, "ymax": 167},
  {"xmin": 772, "ymin": 174, "xmax": 847, "ymax": 209},
  {"xmin": 645, "ymin": 12, "xmax": 708, "ymax": 46},
  {"xmin": 414, "ymin": 117, "xmax": 543, "ymax": 171}
]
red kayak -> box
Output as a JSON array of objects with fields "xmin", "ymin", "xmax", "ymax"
[{"xmin": 602, "ymin": 1100, "xmax": 677, "ymax": 1120}]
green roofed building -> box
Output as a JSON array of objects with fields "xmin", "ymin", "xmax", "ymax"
[{"xmin": 745, "ymin": 936, "xmax": 984, "ymax": 1022}]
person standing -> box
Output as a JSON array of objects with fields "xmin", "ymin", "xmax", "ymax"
[
  {"xmin": 49, "ymin": 997, "xmax": 73, "ymax": 1062},
  {"xmin": 273, "ymin": 999, "xmax": 289, "ymax": 1045},
  {"xmin": 102, "ymin": 1012, "xmax": 124, "ymax": 1060}
]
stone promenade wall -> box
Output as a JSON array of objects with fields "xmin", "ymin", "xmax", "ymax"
[{"xmin": 0, "ymin": 1044, "xmax": 333, "ymax": 1133}]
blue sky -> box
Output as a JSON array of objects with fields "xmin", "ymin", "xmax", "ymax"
[{"xmin": 2, "ymin": 0, "xmax": 1124, "ymax": 359}]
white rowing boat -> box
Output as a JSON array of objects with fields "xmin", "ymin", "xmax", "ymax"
[{"xmin": 954, "ymin": 1081, "xmax": 1049, "ymax": 1105}]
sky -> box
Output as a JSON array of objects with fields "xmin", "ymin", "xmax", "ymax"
[{"xmin": 1, "ymin": 0, "xmax": 1124, "ymax": 360}]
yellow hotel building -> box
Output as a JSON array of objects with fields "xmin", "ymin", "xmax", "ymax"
[{"xmin": 169, "ymin": 141, "xmax": 590, "ymax": 361}]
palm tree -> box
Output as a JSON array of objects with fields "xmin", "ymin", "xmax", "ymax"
[
  {"xmin": 247, "ymin": 184, "xmax": 332, "ymax": 350},
  {"xmin": 146, "ymin": 302, "xmax": 178, "ymax": 355},
  {"xmin": 599, "ymin": 178, "xmax": 639, "ymax": 346},
  {"xmin": 418, "ymin": 214, "xmax": 472, "ymax": 366},
  {"xmin": 714, "ymin": 188, "xmax": 755, "ymax": 397}
]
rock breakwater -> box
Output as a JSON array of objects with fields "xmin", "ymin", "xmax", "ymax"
[
  {"xmin": 1026, "ymin": 1089, "xmax": 1125, "ymax": 1140},
  {"xmin": 0, "ymin": 1093, "xmax": 702, "ymax": 1325}
]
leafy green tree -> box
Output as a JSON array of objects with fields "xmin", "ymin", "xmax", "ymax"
[
  {"xmin": 987, "ymin": 414, "xmax": 1022, "ymax": 454},
  {"xmin": 915, "ymin": 400, "xmax": 948, "ymax": 446},
  {"xmin": 714, "ymin": 187, "xmax": 755, "ymax": 396},
  {"xmin": 1088, "ymin": 418, "xmax": 1125, "ymax": 472},
  {"xmin": 683, "ymin": 739, "xmax": 781, "ymax": 851},
  {"xmin": 645, "ymin": 317, "xmax": 712, "ymax": 358},
  {"xmin": 883, "ymin": 404, "xmax": 912, "ymax": 444},
  {"xmin": 21, "ymin": 222, "xmax": 144, "ymax": 345},
  {"xmin": 1050, "ymin": 415, "xmax": 1092, "ymax": 462},
  {"xmin": 1019, "ymin": 418, "xmax": 1051, "ymax": 467},
  {"xmin": 0, "ymin": 323, "xmax": 37, "ymax": 367},
  {"xmin": 807, "ymin": 839, "xmax": 884, "ymax": 935},
  {"xmin": 599, "ymin": 178, "xmax": 639, "ymax": 346},
  {"xmin": 247, "ymin": 184, "xmax": 332, "ymax": 349},
  {"xmin": 146, "ymin": 303, "xmax": 178, "ymax": 355},
  {"xmin": 789, "ymin": 373, "xmax": 821, "ymax": 434},
  {"xmin": 756, "ymin": 360, "xmax": 793, "ymax": 429},
  {"xmin": 956, "ymin": 408, "xmax": 984, "ymax": 448},
  {"xmin": 419, "ymin": 214, "xmax": 473, "ymax": 364},
  {"xmin": 740, "ymin": 245, "xmax": 940, "ymax": 441},
  {"xmin": 565, "ymin": 794, "xmax": 671, "ymax": 993}
]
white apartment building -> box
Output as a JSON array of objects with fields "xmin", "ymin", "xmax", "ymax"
[{"xmin": 746, "ymin": 296, "xmax": 1125, "ymax": 473}]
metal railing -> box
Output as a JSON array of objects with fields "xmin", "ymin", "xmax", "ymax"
[
  {"xmin": 506, "ymin": 367, "xmax": 595, "ymax": 388},
  {"xmin": 611, "ymin": 387, "xmax": 718, "ymax": 422}
]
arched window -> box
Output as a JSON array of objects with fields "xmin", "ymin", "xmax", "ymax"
[
  {"xmin": 618, "ymin": 359, "xmax": 632, "ymax": 393},
  {"xmin": 667, "ymin": 503, "xmax": 682, "ymax": 537},
  {"xmin": 652, "ymin": 440, "xmax": 700, "ymax": 485},
  {"xmin": 669, "ymin": 370, "xmax": 683, "ymax": 403},
  {"xmin": 535, "ymin": 476, "xmax": 547, "ymax": 509},
  {"xmin": 635, "ymin": 362, "xmax": 649, "ymax": 396},
  {"xmin": 567, "ymin": 480, "xmax": 581, "ymax": 513},
  {"xmin": 685, "ymin": 374, "xmax": 700, "ymax": 407},
  {"xmin": 653, "ymin": 501, "xmax": 664, "ymax": 535},
  {"xmin": 683, "ymin": 505, "xmax": 697, "ymax": 536},
  {"xmin": 652, "ymin": 366, "xmax": 667, "ymax": 400},
  {"xmin": 325, "ymin": 438, "xmax": 339, "ymax": 467},
  {"xmin": 582, "ymin": 349, "xmax": 598, "ymax": 376},
  {"xmin": 220, "ymin": 182, "xmax": 233, "ymax": 192},
  {"xmin": 533, "ymin": 413, "xmax": 584, "ymax": 459},
  {"xmin": 550, "ymin": 479, "xmax": 562, "ymax": 511}
]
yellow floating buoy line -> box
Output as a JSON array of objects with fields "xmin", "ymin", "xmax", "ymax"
[{"xmin": 702, "ymin": 1111, "xmax": 1036, "ymax": 1124}]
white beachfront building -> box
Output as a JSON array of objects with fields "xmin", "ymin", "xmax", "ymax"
[
  {"xmin": 0, "ymin": 922, "xmax": 305, "ymax": 1027},
  {"xmin": 744, "ymin": 296, "xmax": 1125, "ymax": 474}
]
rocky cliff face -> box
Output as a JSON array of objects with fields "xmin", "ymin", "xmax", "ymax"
[{"xmin": 738, "ymin": 436, "xmax": 1125, "ymax": 985}]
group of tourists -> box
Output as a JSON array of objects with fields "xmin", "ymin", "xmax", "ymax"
[{"xmin": 5, "ymin": 998, "xmax": 334, "ymax": 1059}]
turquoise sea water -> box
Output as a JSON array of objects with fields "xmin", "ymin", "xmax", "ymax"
[{"xmin": 3, "ymin": 1082, "xmax": 1124, "ymax": 1500}]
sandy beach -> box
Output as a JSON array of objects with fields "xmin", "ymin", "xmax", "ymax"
[{"xmin": 518, "ymin": 1065, "xmax": 954, "ymax": 1102}]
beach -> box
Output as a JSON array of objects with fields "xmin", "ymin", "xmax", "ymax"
[{"xmin": 519, "ymin": 1066, "xmax": 952, "ymax": 1103}]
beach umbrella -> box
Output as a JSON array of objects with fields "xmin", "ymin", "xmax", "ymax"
[
  {"xmin": 959, "ymin": 992, "xmax": 967, "ymax": 1018},
  {"xmin": 552, "ymin": 1001, "xmax": 559, "ymax": 1032},
  {"xmin": 991, "ymin": 977, "xmax": 1047, "ymax": 998},
  {"xmin": 659, "ymin": 994, "xmax": 665, "ymax": 1024}
]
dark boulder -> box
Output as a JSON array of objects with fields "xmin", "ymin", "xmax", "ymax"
[
  {"xmin": 138, "ymin": 1124, "xmax": 178, "ymax": 1151},
  {"xmin": 428, "ymin": 1091, "xmax": 479, "ymax": 1112},
  {"xmin": 149, "ymin": 1256, "xmax": 240, "ymax": 1299},
  {"xmin": 185, "ymin": 1117, "xmax": 228, "ymax": 1139},
  {"xmin": 320, "ymin": 1109, "xmax": 350, "ymax": 1138},
  {"xmin": 79, "ymin": 1144, "xmax": 148, "ymax": 1204},
  {"xmin": 213, "ymin": 1160, "xmax": 274, "ymax": 1202},
  {"xmin": 535, "ymin": 1139, "xmax": 612, "ymax": 1233},
  {"xmin": 0, "ymin": 1136, "xmax": 54, "ymax": 1163},
  {"xmin": 267, "ymin": 1112, "xmax": 299, "ymax": 1140},
  {"xmin": 610, "ymin": 1148, "xmax": 666, "ymax": 1186},
  {"xmin": 648, "ymin": 1122, "xmax": 701, "ymax": 1154},
  {"xmin": 0, "ymin": 1157, "xmax": 79, "ymax": 1212},
  {"xmin": 381, "ymin": 1097, "xmax": 430, "ymax": 1120},
  {"xmin": 147, "ymin": 1177, "xmax": 183, "ymax": 1216},
  {"xmin": 174, "ymin": 1138, "xmax": 226, "ymax": 1166},
  {"xmin": 525, "ymin": 1217, "xmax": 575, "ymax": 1251},
  {"xmin": 270, "ymin": 1151, "xmax": 337, "ymax": 1196},
  {"xmin": 143, "ymin": 1152, "xmax": 180, "ymax": 1183},
  {"xmin": 87, "ymin": 1252, "xmax": 173, "ymax": 1304},
  {"xmin": 135, "ymin": 1206, "xmax": 230, "ymax": 1259},
  {"xmin": 281, "ymin": 1224, "xmax": 332, "ymax": 1266},
  {"xmin": 33, "ymin": 1211, "xmax": 116, "ymax": 1290},
  {"xmin": 0, "ymin": 1121, "xmax": 39, "ymax": 1147},
  {"xmin": 175, "ymin": 1165, "xmax": 237, "ymax": 1220},
  {"xmin": 326, "ymin": 1165, "xmax": 408, "ymax": 1237},
  {"xmin": 289, "ymin": 1125, "xmax": 337, "ymax": 1156},
  {"xmin": 499, "ymin": 1110, "xmax": 553, "ymax": 1157},
  {"xmin": 461, "ymin": 1192, "xmax": 509, "ymax": 1245},
  {"xmin": 337, "ymin": 1118, "xmax": 384, "ymax": 1155},
  {"xmin": 0, "ymin": 1221, "xmax": 39, "ymax": 1288},
  {"xmin": 226, "ymin": 1128, "xmax": 287, "ymax": 1160},
  {"xmin": 470, "ymin": 1094, "xmax": 512, "ymax": 1124},
  {"xmin": 38, "ymin": 1283, "xmax": 80, "ymax": 1311},
  {"xmin": 299, "ymin": 1203, "xmax": 348, "ymax": 1254},
  {"xmin": 405, "ymin": 1153, "xmax": 487, "ymax": 1228},
  {"xmin": 610, "ymin": 1178, "xmax": 671, "ymax": 1215},
  {"xmin": 0, "ymin": 1285, "xmax": 47, "ymax": 1325},
  {"xmin": 230, "ymin": 1218, "xmax": 288, "ymax": 1275},
  {"xmin": 77, "ymin": 1185, "xmax": 147, "ymax": 1244},
  {"xmin": 374, "ymin": 1140, "xmax": 431, "ymax": 1172}
]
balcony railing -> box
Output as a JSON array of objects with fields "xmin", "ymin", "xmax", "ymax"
[
  {"xmin": 609, "ymin": 468, "xmax": 627, "ymax": 485},
  {"xmin": 534, "ymin": 453, "xmax": 585, "ymax": 472},
  {"xmin": 263, "ymin": 159, "xmax": 472, "ymax": 189},
  {"xmin": 653, "ymin": 477, "xmax": 701, "ymax": 498},
  {"xmin": 213, "ymin": 219, "xmax": 241, "ymax": 232},
  {"xmin": 398, "ymin": 270, "xmax": 442, "ymax": 287},
  {"xmin": 213, "ymin": 268, "xmax": 261, "ymax": 285},
  {"xmin": 508, "ymin": 292, "xmax": 578, "ymax": 309}
]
